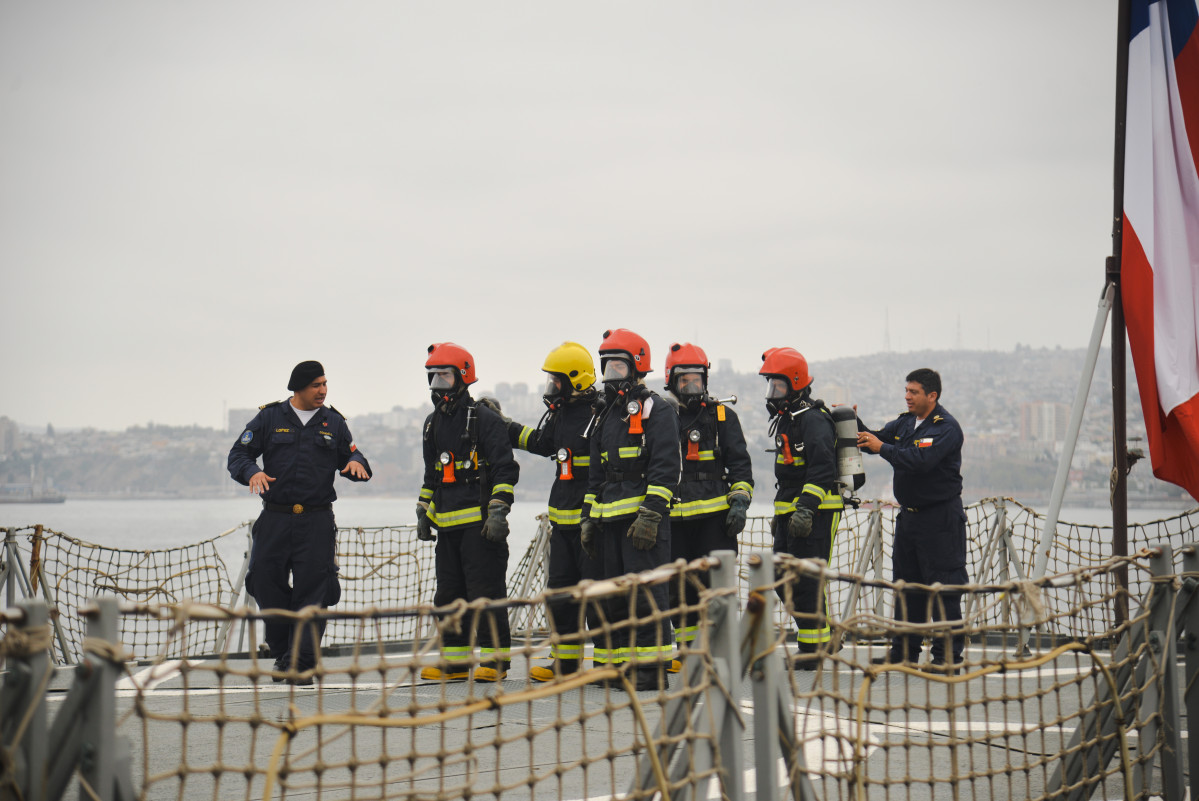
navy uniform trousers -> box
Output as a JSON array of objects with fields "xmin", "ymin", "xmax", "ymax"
[
  {"xmin": 889, "ymin": 502, "xmax": 969, "ymax": 664},
  {"xmin": 246, "ymin": 508, "xmax": 340, "ymax": 670}
]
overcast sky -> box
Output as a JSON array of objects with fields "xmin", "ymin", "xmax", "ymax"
[{"xmin": 2, "ymin": 1, "xmax": 1121, "ymax": 431}]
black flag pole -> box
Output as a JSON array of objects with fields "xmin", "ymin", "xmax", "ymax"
[{"xmin": 1108, "ymin": 0, "xmax": 1132, "ymax": 627}]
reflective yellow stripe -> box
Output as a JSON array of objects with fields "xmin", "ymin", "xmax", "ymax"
[
  {"xmin": 692, "ymin": 450, "xmax": 717, "ymax": 461},
  {"xmin": 670, "ymin": 495, "xmax": 730, "ymax": 518},
  {"xmin": 645, "ymin": 484, "xmax": 673, "ymax": 502},
  {"xmin": 592, "ymin": 648, "xmax": 619, "ymax": 664},
  {"xmin": 551, "ymin": 644, "xmax": 583, "ymax": 659},
  {"xmin": 802, "ymin": 483, "xmax": 844, "ymax": 510},
  {"xmin": 442, "ymin": 646, "xmax": 472, "ymax": 663},
  {"xmin": 419, "ymin": 487, "xmax": 434, "ymax": 500},
  {"xmin": 591, "ymin": 495, "xmax": 645, "ymax": 519},
  {"xmin": 631, "ymin": 645, "xmax": 674, "ymax": 660},
  {"xmin": 491, "ymin": 483, "xmax": 515, "ymax": 496},
  {"xmin": 729, "ymin": 481, "xmax": 753, "ymax": 496},
  {"xmin": 572, "ymin": 455, "xmax": 591, "ymax": 467},
  {"xmin": 518, "ymin": 426, "xmax": 534, "ymax": 450},
  {"xmin": 479, "ymin": 648, "xmax": 512, "ymax": 659},
  {"xmin": 795, "ymin": 626, "xmax": 832, "ymax": 645},
  {"xmin": 674, "ymin": 625, "xmax": 700, "ymax": 643},
  {"xmin": 617, "ymin": 446, "xmax": 642, "ymax": 459},
  {"xmin": 428, "ymin": 502, "xmax": 484, "ymax": 527},
  {"xmin": 548, "ymin": 506, "xmax": 582, "ymax": 526},
  {"xmin": 776, "ymin": 454, "xmax": 806, "ymax": 466}
]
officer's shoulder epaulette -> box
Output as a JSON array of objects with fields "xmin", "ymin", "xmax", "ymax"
[
  {"xmin": 932, "ymin": 414, "xmax": 944, "ymax": 424},
  {"xmin": 897, "ymin": 410, "xmax": 913, "ymax": 418},
  {"xmin": 325, "ymin": 404, "xmax": 347, "ymax": 421},
  {"xmin": 259, "ymin": 399, "xmax": 284, "ymax": 410}
]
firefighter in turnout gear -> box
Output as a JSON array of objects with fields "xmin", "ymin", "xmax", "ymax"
[
  {"xmin": 502, "ymin": 342, "xmax": 603, "ymax": 682},
  {"xmin": 417, "ymin": 343, "xmax": 520, "ymax": 683},
  {"xmin": 760, "ymin": 347, "xmax": 844, "ymax": 669},
  {"xmin": 664, "ymin": 342, "xmax": 753, "ymax": 653},
  {"xmin": 581, "ymin": 329, "xmax": 681, "ymax": 692}
]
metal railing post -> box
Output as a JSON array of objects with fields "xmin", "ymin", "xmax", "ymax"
[
  {"xmin": 710, "ymin": 550, "xmax": 744, "ymax": 800},
  {"xmin": 840, "ymin": 507, "xmax": 882, "ymax": 631},
  {"xmin": 1139, "ymin": 545, "xmax": 1183, "ymax": 801},
  {"xmin": 0, "ymin": 600, "xmax": 51, "ymax": 801},
  {"xmin": 77, "ymin": 597, "xmax": 123, "ymax": 801},
  {"xmin": 747, "ymin": 553, "xmax": 783, "ymax": 801},
  {"xmin": 1181, "ymin": 543, "xmax": 1199, "ymax": 801}
]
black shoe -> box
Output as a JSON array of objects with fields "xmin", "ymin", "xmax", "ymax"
[
  {"xmin": 289, "ymin": 674, "xmax": 315, "ymax": 687},
  {"xmin": 788, "ymin": 652, "xmax": 822, "ymax": 671},
  {"xmin": 927, "ymin": 658, "xmax": 962, "ymax": 676},
  {"xmin": 271, "ymin": 656, "xmax": 288, "ymax": 683}
]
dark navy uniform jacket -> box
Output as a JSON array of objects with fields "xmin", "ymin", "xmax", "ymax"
[
  {"xmin": 227, "ymin": 401, "xmax": 371, "ymax": 504},
  {"xmin": 507, "ymin": 400, "xmax": 592, "ymax": 529},
  {"xmin": 771, "ymin": 402, "xmax": 843, "ymax": 518},
  {"xmin": 672, "ymin": 400, "xmax": 754, "ymax": 520},
  {"xmin": 420, "ymin": 395, "xmax": 519, "ymax": 530},
  {"xmin": 864, "ymin": 403, "xmax": 963, "ymax": 509},
  {"xmin": 584, "ymin": 388, "xmax": 680, "ymax": 521}
]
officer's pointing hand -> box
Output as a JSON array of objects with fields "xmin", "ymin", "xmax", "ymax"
[
  {"xmin": 248, "ymin": 472, "xmax": 276, "ymax": 494},
  {"xmin": 341, "ymin": 461, "xmax": 370, "ymax": 479},
  {"xmin": 856, "ymin": 432, "xmax": 882, "ymax": 454}
]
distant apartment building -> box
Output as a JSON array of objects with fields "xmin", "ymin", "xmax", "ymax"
[
  {"xmin": 0, "ymin": 416, "xmax": 16, "ymax": 456},
  {"xmin": 1021, "ymin": 401, "xmax": 1069, "ymax": 443}
]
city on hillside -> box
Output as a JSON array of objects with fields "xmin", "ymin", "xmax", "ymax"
[{"xmin": 1, "ymin": 347, "xmax": 1190, "ymax": 508}]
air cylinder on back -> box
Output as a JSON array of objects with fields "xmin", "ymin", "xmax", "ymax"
[{"xmin": 831, "ymin": 406, "xmax": 866, "ymax": 492}]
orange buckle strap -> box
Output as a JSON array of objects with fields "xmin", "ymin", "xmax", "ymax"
[{"xmin": 780, "ymin": 434, "xmax": 794, "ymax": 465}]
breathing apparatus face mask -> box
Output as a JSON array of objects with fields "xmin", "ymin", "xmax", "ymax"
[
  {"xmin": 601, "ymin": 357, "xmax": 634, "ymax": 399},
  {"xmin": 765, "ymin": 376, "xmax": 792, "ymax": 415},
  {"xmin": 542, "ymin": 373, "xmax": 567, "ymax": 409},
  {"xmin": 428, "ymin": 368, "xmax": 461, "ymax": 409}
]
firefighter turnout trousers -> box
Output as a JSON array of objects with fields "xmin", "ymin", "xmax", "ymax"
[
  {"xmin": 596, "ymin": 517, "xmax": 673, "ymax": 668},
  {"xmin": 433, "ymin": 524, "xmax": 511, "ymax": 667},
  {"xmin": 772, "ymin": 508, "xmax": 840, "ymax": 652}
]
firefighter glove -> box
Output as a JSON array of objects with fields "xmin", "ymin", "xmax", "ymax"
[
  {"xmin": 415, "ymin": 502, "xmax": 436, "ymax": 542},
  {"xmin": 628, "ymin": 507, "xmax": 662, "ymax": 551},
  {"xmin": 788, "ymin": 506, "xmax": 814, "ymax": 540},
  {"xmin": 725, "ymin": 492, "xmax": 750, "ymax": 538},
  {"xmin": 481, "ymin": 500, "xmax": 511, "ymax": 543},
  {"xmin": 476, "ymin": 396, "xmax": 511, "ymax": 425},
  {"xmin": 580, "ymin": 518, "xmax": 600, "ymax": 560}
]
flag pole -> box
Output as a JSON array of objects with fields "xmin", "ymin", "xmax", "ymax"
[{"xmin": 1108, "ymin": 0, "xmax": 1132, "ymax": 627}]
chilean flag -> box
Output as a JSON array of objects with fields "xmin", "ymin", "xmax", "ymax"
[{"xmin": 1122, "ymin": 0, "xmax": 1199, "ymax": 501}]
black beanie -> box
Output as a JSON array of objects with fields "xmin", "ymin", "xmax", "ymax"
[{"xmin": 288, "ymin": 360, "xmax": 325, "ymax": 391}]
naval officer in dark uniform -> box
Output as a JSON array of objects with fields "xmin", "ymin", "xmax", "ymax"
[
  {"xmin": 856, "ymin": 368, "xmax": 967, "ymax": 668},
  {"xmin": 228, "ymin": 360, "xmax": 372, "ymax": 683}
]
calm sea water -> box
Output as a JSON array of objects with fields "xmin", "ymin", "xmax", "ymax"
[{"xmin": 2, "ymin": 496, "xmax": 1194, "ymax": 576}]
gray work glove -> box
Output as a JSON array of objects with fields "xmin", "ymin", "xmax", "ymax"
[
  {"xmin": 788, "ymin": 506, "xmax": 814, "ymax": 540},
  {"xmin": 481, "ymin": 500, "xmax": 511, "ymax": 543},
  {"xmin": 416, "ymin": 501, "xmax": 436, "ymax": 542},
  {"xmin": 627, "ymin": 507, "xmax": 662, "ymax": 551},
  {"xmin": 580, "ymin": 517, "xmax": 600, "ymax": 560},
  {"xmin": 476, "ymin": 396, "xmax": 511, "ymax": 425},
  {"xmin": 724, "ymin": 492, "xmax": 750, "ymax": 538}
]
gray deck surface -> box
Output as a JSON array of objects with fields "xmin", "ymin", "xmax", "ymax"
[{"xmin": 35, "ymin": 642, "xmax": 1187, "ymax": 801}]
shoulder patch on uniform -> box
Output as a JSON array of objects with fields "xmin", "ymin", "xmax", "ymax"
[
  {"xmin": 259, "ymin": 399, "xmax": 283, "ymax": 410},
  {"xmin": 933, "ymin": 415, "xmax": 944, "ymax": 423},
  {"xmin": 899, "ymin": 410, "xmax": 912, "ymax": 417},
  {"xmin": 239, "ymin": 430, "xmax": 253, "ymax": 444},
  {"xmin": 326, "ymin": 404, "xmax": 346, "ymax": 420}
]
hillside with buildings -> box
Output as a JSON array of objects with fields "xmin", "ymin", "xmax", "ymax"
[{"xmin": 0, "ymin": 347, "xmax": 1188, "ymax": 506}]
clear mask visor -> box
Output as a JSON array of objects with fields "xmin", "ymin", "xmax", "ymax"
[
  {"xmin": 673, "ymin": 369, "xmax": 705, "ymax": 396},
  {"xmin": 543, "ymin": 374, "xmax": 565, "ymax": 398},
  {"xmin": 765, "ymin": 376, "xmax": 790, "ymax": 400},
  {"xmin": 427, "ymin": 368, "xmax": 457, "ymax": 391},
  {"xmin": 602, "ymin": 358, "xmax": 632, "ymax": 383}
]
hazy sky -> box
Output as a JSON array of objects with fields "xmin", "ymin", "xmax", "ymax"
[{"xmin": 2, "ymin": 1, "xmax": 1121, "ymax": 430}]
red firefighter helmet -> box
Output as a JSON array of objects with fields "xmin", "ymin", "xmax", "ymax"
[
  {"xmin": 759, "ymin": 347, "xmax": 811, "ymax": 391},
  {"xmin": 599, "ymin": 328, "xmax": 652, "ymax": 375},
  {"xmin": 425, "ymin": 342, "xmax": 477, "ymax": 386},
  {"xmin": 664, "ymin": 342, "xmax": 709, "ymax": 391}
]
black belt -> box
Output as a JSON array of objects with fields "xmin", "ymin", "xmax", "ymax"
[
  {"xmin": 683, "ymin": 471, "xmax": 723, "ymax": 482},
  {"xmin": 263, "ymin": 502, "xmax": 332, "ymax": 515},
  {"xmin": 901, "ymin": 499, "xmax": 953, "ymax": 514},
  {"xmin": 605, "ymin": 470, "xmax": 646, "ymax": 482}
]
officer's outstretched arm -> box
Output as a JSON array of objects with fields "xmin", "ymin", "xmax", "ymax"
[
  {"xmin": 880, "ymin": 422, "xmax": 962, "ymax": 473},
  {"xmin": 338, "ymin": 424, "xmax": 372, "ymax": 481}
]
